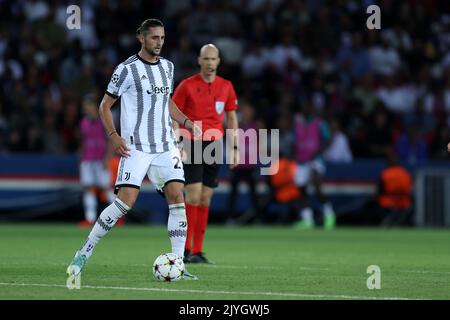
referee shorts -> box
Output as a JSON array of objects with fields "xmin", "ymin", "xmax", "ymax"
[{"xmin": 183, "ymin": 139, "xmax": 221, "ymax": 188}]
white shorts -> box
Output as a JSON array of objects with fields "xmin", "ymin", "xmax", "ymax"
[
  {"xmin": 80, "ymin": 160, "xmax": 111, "ymax": 188},
  {"xmin": 294, "ymin": 159, "xmax": 326, "ymax": 187},
  {"xmin": 115, "ymin": 146, "xmax": 185, "ymax": 193}
]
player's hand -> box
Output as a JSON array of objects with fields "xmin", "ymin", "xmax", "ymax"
[
  {"xmin": 110, "ymin": 133, "xmax": 130, "ymax": 158},
  {"xmin": 229, "ymin": 147, "xmax": 240, "ymax": 169},
  {"xmin": 447, "ymin": 142, "xmax": 450, "ymax": 153}
]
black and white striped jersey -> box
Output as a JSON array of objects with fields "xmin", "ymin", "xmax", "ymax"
[{"xmin": 106, "ymin": 54, "xmax": 176, "ymax": 154}]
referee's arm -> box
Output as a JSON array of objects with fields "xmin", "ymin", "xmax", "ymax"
[
  {"xmin": 226, "ymin": 110, "xmax": 239, "ymax": 169},
  {"xmin": 169, "ymin": 98, "xmax": 201, "ymax": 138}
]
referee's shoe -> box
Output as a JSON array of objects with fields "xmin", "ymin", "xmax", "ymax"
[{"xmin": 186, "ymin": 252, "xmax": 213, "ymax": 264}]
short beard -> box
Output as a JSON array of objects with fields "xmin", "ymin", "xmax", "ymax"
[{"xmin": 144, "ymin": 46, "xmax": 159, "ymax": 58}]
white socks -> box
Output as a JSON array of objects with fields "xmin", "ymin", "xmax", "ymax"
[
  {"xmin": 80, "ymin": 198, "xmax": 130, "ymax": 258},
  {"xmin": 83, "ymin": 191, "xmax": 97, "ymax": 223},
  {"xmin": 300, "ymin": 207, "xmax": 314, "ymax": 224},
  {"xmin": 167, "ymin": 203, "xmax": 187, "ymax": 258},
  {"xmin": 79, "ymin": 201, "xmax": 188, "ymax": 260},
  {"xmin": 323, "ymin": 202, "xmax": 335, "ymax": 218}
]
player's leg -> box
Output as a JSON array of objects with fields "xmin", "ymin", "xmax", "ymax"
[
  {"xmin": 150, "ymin": 148, "xmax": 198, "ymax": 280},
  {"xmin": 294, "ymin": 186, "xmax": 315, "ymax": 229},
  {"xmin": 163, "ymin": 181, "xmax": 187, "ymax": 258},
  {"xmin": 245, "ymin": 168, "xmax": 261, "ymax": 223},
  {"xmin": 311, "ymin": 163, "xmax": 335, "ymax": 230},
  {"xmin": 189, "ymin": 160, "xmax": 219, "ymax": 263},
  {"xmin": 82, "ymin": 187, "xmax": 98, "ymax": 225},
  {"xmin": 80, "ymin": 161, "xmax": 98, "ymax": 226},
  {"xmin": 108, "ymin": 156, "xmax": 125, "ymax": 226},
  {"xmin": 227, "ymin": 167, "xmax": 240, "ymax": 223},
  {"xmin": 183, "ymin": 169, "xmax": 203, "ymax": 261},
  {"xmin": 166, "ymin": 182, "xmax": 198, "ymax": 279},
  {"xmin": 67, "ymin": 150, "xmax": 149, "ymax": 276},
  {"xmin": 187, "ymin": 185, "xmax": 214, "ymax": 263},
  {"xmin": 293, "ymin": 163, "xmax": 315, "ymax": 229},
  {"xmin": 95, "ymin": 160, "xmax": 116, "ymax": 205},
  {"xmin": 150, "ymin": 149, "xmax": 187, "ymax": 259}
]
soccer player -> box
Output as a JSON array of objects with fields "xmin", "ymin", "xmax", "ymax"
[
  {"xmin": 293, "ymin": 102, "xmax": 336, "ymax": 230},
  {"xmin": 172, "ymin": 44, "xmax": 239, "ymax": 264},
  {"xmin": 67, "ymin": 19, "xmax": 201, "ymax": 280},
  {"xmin": 79, "ymin": 94, "xmax": 116, "ymax": 227}
]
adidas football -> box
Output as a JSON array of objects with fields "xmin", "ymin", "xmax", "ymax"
[{"xmin": 152, "ymin": 253, "xmax": 185, "ymax": 282}]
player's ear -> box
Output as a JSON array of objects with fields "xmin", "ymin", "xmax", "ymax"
[{"xmin": 136, "ymin": 32, "xmax": 144, "ymax": 45}]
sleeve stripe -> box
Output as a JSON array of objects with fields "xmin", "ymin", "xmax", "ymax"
[
  {"xmin": 115, "ymin": 65, "xmax": 129, "ymax": 90},
  {"xmin": 105, "ymin": 91, "xmax": 119, "ymax": 99}
]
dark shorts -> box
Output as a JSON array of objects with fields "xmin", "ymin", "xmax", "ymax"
[{"xmin": 183, "ymin": 139, "xmax": 222, "ymax": 188}]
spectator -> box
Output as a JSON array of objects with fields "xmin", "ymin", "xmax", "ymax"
[
  {"xmin": 335, "ymin": 32, "xmax": 372, "ymax": 80},
  {"xmin": 366, "ymin": 105, "xmax": 394, "ymax": 158},
  {"xmin": 395, "ymin": 126, "xmax": 428, "ymax": 165},
  {"xmin": 292, "ymin": 102, "xmax": 336, "ymax": 230},
  {"xmin": 323, "ymin": 119, "xmax": 353, "ymax": 163},
  {"xmin": 369, "ymin": 32, "xmax": 401, "ymax": 77},
  {"xmin": 0, "ymin": 0, "xmax": 448, "ymax": 167}
]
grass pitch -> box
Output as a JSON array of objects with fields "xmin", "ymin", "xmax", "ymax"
[{"xmin": 0, "ymin": 223, "xmax": 449, "ymax": 300}]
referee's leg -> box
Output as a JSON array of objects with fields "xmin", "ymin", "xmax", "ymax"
[{"xmin": 183, "ymin": 163, "xmax": 203, "ymax": 259}]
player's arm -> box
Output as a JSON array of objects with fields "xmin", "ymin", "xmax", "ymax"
[
  {"xmin": 98, "ymin": 94, "xmax": 130, "ymax": 157},
  {"xmin": 226, "ymin": 110, "xmax": 239, "ymax": 169},
  {"xmin": 225, "ymin": 82, "xmax": 240, "ymax": 169},
  {"xmin": 169, "ymin": 98, "xmax": 201, "ymax": 138}
]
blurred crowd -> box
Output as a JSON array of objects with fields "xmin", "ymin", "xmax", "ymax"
[{"xmin": 0, "ymin": 0, "xmax": 450, "ymax": 165}]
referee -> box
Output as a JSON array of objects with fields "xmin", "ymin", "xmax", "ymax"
[{"xmin": 172, "ymin": 44, "xmax": 239, "ymax": 263}]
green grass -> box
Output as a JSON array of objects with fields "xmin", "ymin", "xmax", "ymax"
[{"xmin": 0, "ymin": 223, "xmax": 449, "ymax": 300}]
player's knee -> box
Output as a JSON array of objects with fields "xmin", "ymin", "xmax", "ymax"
[
  {"xmin": 185, "ymin": 193, "xmax": 201, "ymax": 206},
  {"xmin": 116, "ymin": 188, "xmax": 138, "ymax": 208},
  {"xmin": 166, "ymin": 190, "xmax": 184, "ymax": 204},
  {"xmin": 199, "ymin": 195, "xmax": 212, "ymax": 207},
  {"xmin": 164, "ymin": 182, "xmax": 185, "ymax": 204}
]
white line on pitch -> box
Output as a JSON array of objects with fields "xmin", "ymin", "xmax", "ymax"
[
  {"xmin": 400, "ymin": 270, "xmax": 450, "ymax": 275},
  {"xmin": 5, "ymin": 262, "xmax": 448, "ymax": 275},
  {"xmin": 128, "ymin": 264, "xmax": 330, "ymax": 271},
  {"xmin": 41, "ymin": 262, "xmax": 330, "ymax": 271},
  {"xmin": 0, "ymin": 282, "xmax": 424, "ymax": 300}
]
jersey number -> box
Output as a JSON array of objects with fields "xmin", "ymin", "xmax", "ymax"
[{"xmin": 173, "ymin": 156, "xmax": 181, "ymax": 169}]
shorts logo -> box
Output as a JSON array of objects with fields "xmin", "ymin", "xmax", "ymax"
[
  {"xmin": 124, "ymin": 172, "xmax": 130, "ymax": 181},
  {"xmin": 215, "ymin": 101, "xmax": 225, "ymax": 114}
]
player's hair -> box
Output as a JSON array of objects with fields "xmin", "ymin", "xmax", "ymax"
[{"xmin": 136, "ymin": 19, "xmax": 164, "ymax": 35}]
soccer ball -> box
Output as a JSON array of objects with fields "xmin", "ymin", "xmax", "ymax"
[{"xmin": 152, "ymin": 253, "xmax": 185, "ymax": 282}]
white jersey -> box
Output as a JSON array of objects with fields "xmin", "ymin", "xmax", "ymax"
[{"xmin": 106, "ymin": 54, "xmax": 177, "ymax": 153}]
